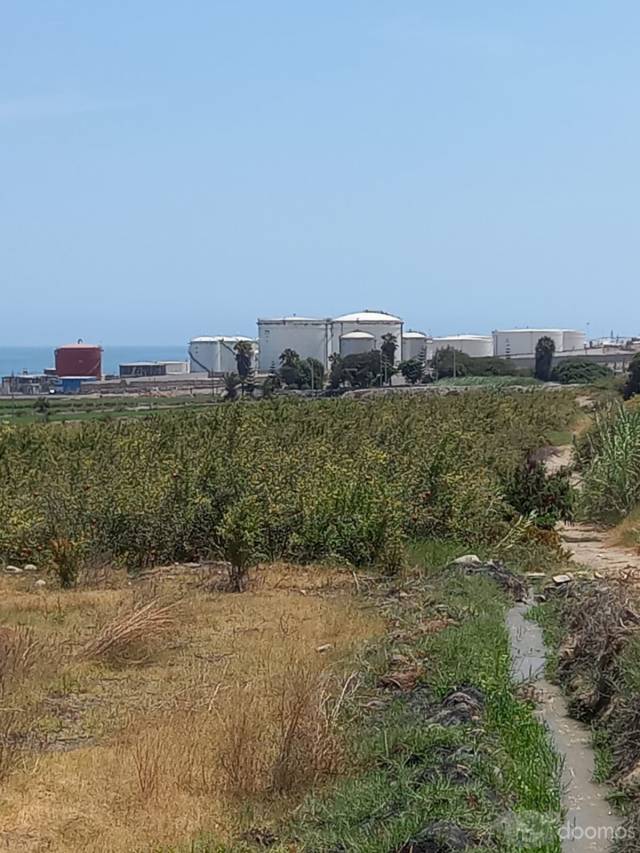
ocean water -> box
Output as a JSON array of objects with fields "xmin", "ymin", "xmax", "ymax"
[{"xmin": 0, "ymin": 345, "xmax": 188, "ymax": 377}]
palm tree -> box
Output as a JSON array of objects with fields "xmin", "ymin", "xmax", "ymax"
[{"xmin": 234, "ymin": 341, "xmax": 254, "ymax": 395}]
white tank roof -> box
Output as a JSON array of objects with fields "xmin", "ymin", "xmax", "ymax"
[
  {"xmin": 341, "ymin": 331, "xmax": 375, "ymax": 340},
  {"xmin": 258, "ymin": 316, "xmax": 324, "ymax": 323},
  {"xmin": 333, "ymin": 309, "xmax": 402, "ymax": 323},
  {"xmin": 494, "ymin": 328, "xmax": 581, "ymax": 334},
  {"xmin": 190, "ymin": 335, "xmax": 253, "ymax": 343},
  {"xmin": 403, "ymin": 330, "xmax": 429, "ymax": 339},
  {"xmin": 435, "ymin": 335, "xmax": 492, "ymax": 341}
]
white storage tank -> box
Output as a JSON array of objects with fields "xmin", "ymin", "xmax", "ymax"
[
  {"xmin": 340, "ymin": 331, "xmax": 375, "ymax": 357},
  {"xmin": 258, "ymin": 316, "xmax": 331, "ymax": 372},
  {"xmin": 330, "ymin": 310, "xmax": 403, "ymax": 363},
  {"xmin": 432, "ymin": 335, "xmax": 494, "ymax": 358},
  {"xmin": 493, "ymin": 329, "xmax": 566, "ymax": 358},
  {"xmin": 562, "ymin": 330, "xmax": 587, "ymax": 353},
  {"xmin": 402, "ymin": 331, "xmax": 430, "ymax": 362},
  {"xmin": 189, "ymin": 336, "xmax": 255, "ymax": 374}
]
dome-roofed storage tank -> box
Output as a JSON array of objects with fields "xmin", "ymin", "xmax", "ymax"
[
  {"xmin": 562, "ymin": 330, "xmax": 587, "ymax": 353},
  {"xmin": 432, "ymin": 335, "xmax": 493, "ymax": 358},
  {"xmin": 54, "ymin": 341, "xmax": 102, "ymax": 378},
  {"xmin": 258, "ymin": 316, "xmax": 330, "ymax": 372},
  {"xmin": 402, "ymin": 330, "xmax": 430, "ymax": 362},
  {"xmin": 330, "ymin": 310, "xmax": 403, "ymax": 363},
  {"xmin": 189, "ymin": 336, "xmax": 255, "ymax": 374},
  {"xmin": 493, "ymin": 329, "xmax": 566, "ymax": 358},
  {"xmin": 339, "ymin": 331, "xmax": 375, "ymax": 357}
]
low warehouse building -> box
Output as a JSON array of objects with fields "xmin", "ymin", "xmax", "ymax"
[{"xmin": 119, "ymin": 361, "xmax": 189, "ymax": 378}]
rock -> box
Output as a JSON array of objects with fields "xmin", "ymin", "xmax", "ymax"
[
  {"xmin": 526, "ymin": 572, "xmax": 546, "ymax": 580},
  {"xmin": 552, "ymin": 573, "xmax": 573, "ymax": 585},
  {"xmin": 34, "ymin": 579, "xmax": 46, "ymax": 588},
  {"xmin": 450, "ymin": 554, "xmax": 482, "ymax": 566},
  {"xmin": 315, "ymin": 644, "xmax": 333, "ymax": 653},
  {"xmin": 4, "ymin": 565, "xmax": 23, "ymax": 574},
  {"xmin": 23, "ymin": 563, "xmax": 38, "ymax": 572}
]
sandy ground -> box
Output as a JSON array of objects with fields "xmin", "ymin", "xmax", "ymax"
[{"xmin": 545, "ymin": 443, "xmax": 640, "ymax": 575}]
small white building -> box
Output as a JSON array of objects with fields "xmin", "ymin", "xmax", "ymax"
[
  {"xmin": 493, "ymin": 329, "xmax": 585, "ymax": 358},
  {"xmin": 330, "ymin": 310, "xmax": 403, "ymax": 364},
  {"xmin": 432, "ymin": 335, "xmax": 494, "ymax": 358}
]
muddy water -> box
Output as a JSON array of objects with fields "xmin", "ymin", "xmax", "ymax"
[{"xmin": 507, "ymin": 602, "xmax": 622, "ymax": 852}]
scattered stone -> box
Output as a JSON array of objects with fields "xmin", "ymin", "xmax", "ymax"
[
  {"xmin": 429, "ymin": 686, "xmax": 485, "ymax": 727},
  {"xmin": 4, "ymin": 565, "xmax": 23, "ymax": 574},
  {"xmin": 315, "ymin": 643, "xmax": 333, "ymax": 653},
  {"xmin": 450, "ymin": 554, "xmax": 482, "ymax": 566},
  {"xmin": 552, "ymin": 574, "xmax": 573, "ymax": 585},
  {"xmin": 526, "ymin": 572, "xmax": 546, "ymax": 580},
  {"xmin": 23, "ymin": 563, "xmax": 38, "ymax": 572},
  {"xmin": 378, "ymin": 666, "xmax": 423, "ymax": 692},
  {"xmin": 34, "ymin": 579, "xmax": 46, "ymax": 588},
  {"xmin": 449, "ymin": 558, "xmax": 527, "ymax": 601}
]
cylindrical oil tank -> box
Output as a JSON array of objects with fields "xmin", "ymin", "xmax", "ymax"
[
  {"xmin": 402, "ymin": 330, "xmax": 430, "ymax": 362},
  {"xmin": 258, "ymin": 317, "xmax": 330, "ymax": 371},
  {"xmin": 432, "ymin": 335, "xmax": 493, "ymax": 358},
  {"xmin": 189, "ymin": 336, "xmax": 255, "ymax": 374},
  {"xmin": 330, "ymin": 310, "xmax": 403, "ymax": 363},
  {"xmin": 339, "ymin": 331, "xmax": 375, "ymax": 357},
  {"xmin": 493, "ymin": 329, "xmax": 565, "ymax": 358},
  {"xmin": 54, "ymin": 342, "xmax": 102, "ymax": 378},
  {"xmin": 562, "ymin": 330, "xmax": 586, "ymax": 353}
]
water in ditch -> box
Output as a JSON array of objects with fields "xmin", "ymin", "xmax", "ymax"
[{"xmin": 507, "ymin": 601, "xmax": 622, "ymax": 852}]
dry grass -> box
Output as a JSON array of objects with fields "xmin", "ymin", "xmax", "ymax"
[
  {"xmin": 0, "ymin": 564, "xmax": 382, "ymax": 852},
  {"xmin": 79, "ymin": 596, "xmax": 180, "ymax": 665}
]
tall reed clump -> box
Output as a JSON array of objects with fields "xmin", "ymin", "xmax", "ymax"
[{"xmin": 577, "ymin": 404, "xmax": 640, "ymax": 522}]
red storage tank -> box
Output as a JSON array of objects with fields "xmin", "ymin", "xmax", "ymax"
[{"xmin": 55, "ymin": 342, "xmax": 103, "ymax": 379}]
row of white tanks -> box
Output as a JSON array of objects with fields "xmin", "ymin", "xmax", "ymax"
[
  {"xmin": 189, "ymin": 316, "xmax": 586, "ymax": 375},
  {"xmin": 257, "ymin": 311, "xmax": 406, "ymax": 371}
]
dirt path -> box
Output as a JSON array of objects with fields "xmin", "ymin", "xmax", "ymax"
[
  {"xmin": 560, "ymin": 522, "xmax": 640, "ymax": 575},
  {"xmin": 543, "ymin": 443, "xmax": 640, "ymax": 575}
]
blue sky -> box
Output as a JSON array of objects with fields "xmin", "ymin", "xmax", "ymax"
[{"xmin": 2, "ymin": 1, "xmax": 638, "ymax": 345}]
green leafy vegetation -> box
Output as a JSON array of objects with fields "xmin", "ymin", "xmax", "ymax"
[
  {"xmin": 549, "ymin": 360, "xmax": 613, "ymax": 385},
  {"xmin": 624, "ymin": 352, "xmax": 640, "ymax": 400},
  {"xmin": 0, "ymin": 393, "xmax": 577, "ymax": 573},
  {"xmin": 576, "ymin": 403, "xmax": 640, "ymax": 523},
  {"xmin": 433, "ymin": 348, "xmax": 531, "ymax": 380}
]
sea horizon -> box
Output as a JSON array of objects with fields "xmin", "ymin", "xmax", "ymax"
[{"xmin": 0, "ymin": 345, "xmax": 189, "ymax": 378}]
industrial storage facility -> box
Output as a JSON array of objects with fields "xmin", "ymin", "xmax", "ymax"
[
  {"xmin": 432, "ymin": 335, "xmax": 494, "ymax": 358},
  {"xmin": 402, "ymin": 331, "xmax": 431, "ymax": 362},
  {"xmin": 258, "ymin": 317, "xmax": 330, "ymax": 372},
  {"xmin": 330, "ymin": 310, "xmax": 403, "ymax": 364},
  {"xmin": 493, "ymin": 329, "xmax": 586, "ymax": 358},
  {"xmin": 339, "ymin": 330, "xmax": 376, "ymax": 357},
  {"xmin": 189, "ymin": 336, "xmax": 256, "ymax": 375},
  {"xmin": 54, "ymin": 342, "xmax": 102, "ymax": 379}
]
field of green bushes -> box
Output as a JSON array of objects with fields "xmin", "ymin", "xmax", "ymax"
[{"xmin": 0, "ymin": 392, "xmax": 577, "ymax": 574}]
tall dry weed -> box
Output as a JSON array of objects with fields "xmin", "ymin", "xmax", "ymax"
[
  {"xmin": 79, "ymin": 597, "xmax": 179, "ymax": 665},
  {"xmin": 0, "ymin": 626, "xmax": 41, "ymax": 697}
]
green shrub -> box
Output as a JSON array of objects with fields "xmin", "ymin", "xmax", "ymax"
[{"xmin": 550, "ymin": 360, "xmax": 612, "ymax": 385}]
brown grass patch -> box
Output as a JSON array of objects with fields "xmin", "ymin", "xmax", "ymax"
[
  {"xmin": 79, "ymin": 597, "xmax": 180, "ymax": 665},
  {"xmin": 0, "ymin": 564, "xmax": 382, "ymax": 852}
]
